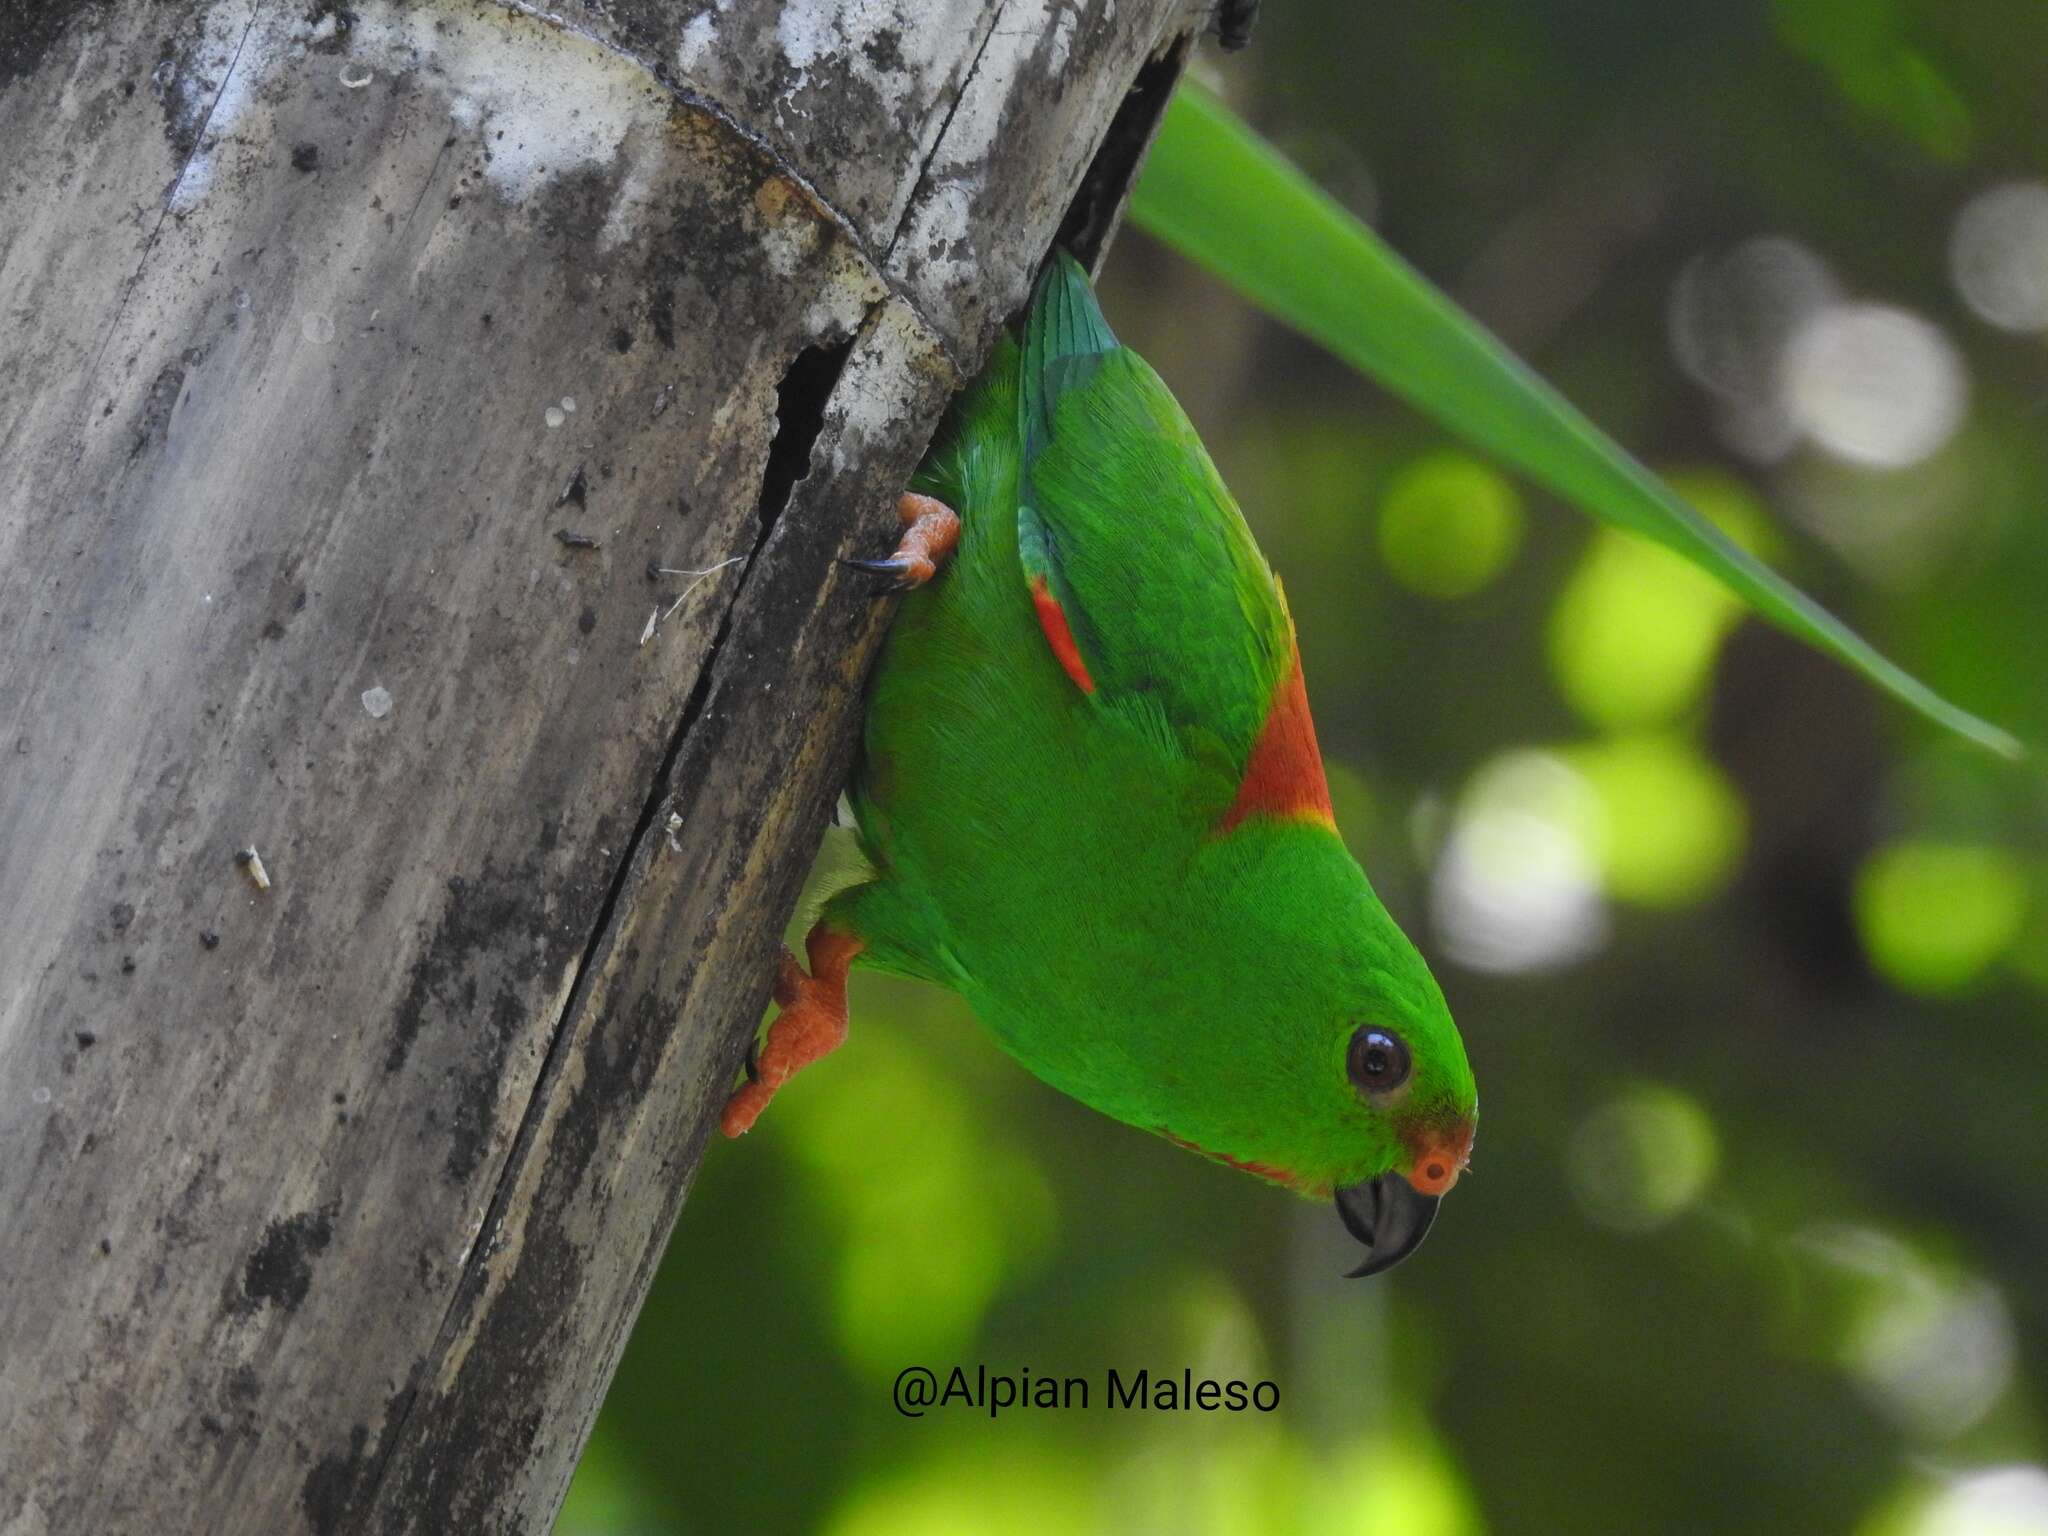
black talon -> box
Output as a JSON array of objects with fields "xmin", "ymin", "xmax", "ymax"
[
  {"xmin": 837, "ymin": 555, "xmax": 918, "ymax": 592},
  {"xmin": 743, "ymin": 1037, "xmax": 761, "ymax": 1084}
]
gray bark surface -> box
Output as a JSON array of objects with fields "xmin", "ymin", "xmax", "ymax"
[{"xmin": 0, "ymin": 1, "xmax": 1200, "ymax": 1529}]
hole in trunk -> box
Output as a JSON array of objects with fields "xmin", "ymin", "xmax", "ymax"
[
  {"xmin": 758, "ymin": 337, "xmax": 857, "ymax": 525},
  {"xmin": 1054, "ymin": 37, "xmax": 1192, "ymax": 270}
]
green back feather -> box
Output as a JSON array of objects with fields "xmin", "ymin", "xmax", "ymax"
[{"xmin": 1017, "ymin": 254, "xmax": 1293, "ymax": 773}]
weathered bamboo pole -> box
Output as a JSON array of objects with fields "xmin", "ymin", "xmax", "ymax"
[{"xmin": 0, "ymin": 1, "xmax": 1203, "ymax": 1528}]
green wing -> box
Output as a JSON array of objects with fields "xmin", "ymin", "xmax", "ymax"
[{"xmin": 1017, "ymin": 254, "xmax": 1292, "ymax": 769}]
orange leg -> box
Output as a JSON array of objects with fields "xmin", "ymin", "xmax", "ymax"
[
  {"xmin": 721, "ymin": 923, "xmax": 866, "ymax": 1136},
  {"xmin": 840, "ymin": 492, "xmax": 961, "ymax": 590}
]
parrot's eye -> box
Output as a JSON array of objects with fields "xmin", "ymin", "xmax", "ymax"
[{"xmin": 1347, "ymin": 1027, "xmax": 1411, "ymax": 1094}]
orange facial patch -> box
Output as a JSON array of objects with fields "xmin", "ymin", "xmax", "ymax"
[
  {"xmin": 1030, "ymin": 574, "xmax": 1097, "ymax": 694},
  {"xmin": 1217, "ymin": 644, "xmax": 1335, "ymax": 835}
]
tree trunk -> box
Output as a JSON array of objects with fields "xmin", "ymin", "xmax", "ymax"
[{"xmin": 0, "ymin": 2, "xmax": 1200, "ymax": 1529}]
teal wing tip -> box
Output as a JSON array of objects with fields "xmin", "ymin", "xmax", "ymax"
[
  {"xmin": 1021, "ymin": 248, "xmax": 1119, "ymax": 454},
  {"xmin": 1029, "ymin": 248, "xmax": 1119, "ymax": 363}
]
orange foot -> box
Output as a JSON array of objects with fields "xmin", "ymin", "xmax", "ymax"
[
  {"xmin": 721, "ymin": 923, "xmax": 866, "ymax": 1136},
  {"xmin": 840, "ymin": 492, "xmax": 961, "ymax": 590}
]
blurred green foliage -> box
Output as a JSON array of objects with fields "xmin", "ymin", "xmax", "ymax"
[
  {"xmin": 1378, "ymin": 453, "xmax": 1526, "ymax": 601},
  {"xmin": 562, "ymin": 3, "xmax": 2048, "ymax": 1531}
]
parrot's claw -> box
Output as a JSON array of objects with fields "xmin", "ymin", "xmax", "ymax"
[
  {"xmin": 837, "ymin": 554, "xmax": 924, "ymax": 593},
  {"xmin": 839, "ymin": 492, "xmax": 960, "ymax": 595},
  {"xmin": 721, "ymin": 924, "xmax": 865, "ymax": 1137}
]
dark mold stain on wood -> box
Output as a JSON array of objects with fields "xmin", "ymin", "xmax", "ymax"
[
  {"xmin": 443, "ymin": 985, "xmax": 524, "ymax": 1184},
  {"xmin": 0, "ymin": 0, "xmax": 108, "ymax": 90},
  {"xmin": 301, "ymin": 1422, "xmax": 372, "ymax": 1536},
  {"xmin": 128, "ymin": 344, "xmax": 210, "ymax": 461},
  {"xmin": 861, "ymin": 27, "xmax": 905, "ymax": 75},
  {"xmin": 385, "ymin": 864, "xmax": 556, "ymax": 1077},
  {"xmin": 237, "ymin": 1207, "xmax": 335, "ymax": 1313},
  {"xmin": 194, "ymin": 1362, "xmax": 264, "ymax": 1447},
  {"xmin": 130, "ymin": 360, "xmax": 187, "ymax": 459},
  {"xmin": 303, "ymin": 3, "xmax": 357, "ymax": 56},
  {"xmin": 300, "ymin": 1383, "xmax": 417, "ymax": 1536},
  {"xmin": 149, "ymin": 23, "xmax": 211, "ymax": 161},
  {"xmin": 382, "ymin": 844, "xmax": 614, "ymax": 1189}
]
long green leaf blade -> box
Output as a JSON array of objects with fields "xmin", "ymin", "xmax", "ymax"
[{"xmin": 1129, "ymin": 85, "xmax": 2022, "ymax": 760}]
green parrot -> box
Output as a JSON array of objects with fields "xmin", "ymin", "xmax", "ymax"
[{"xmin": 724, "ymin": 252, "xmax": 1476, "ymax": 1276}]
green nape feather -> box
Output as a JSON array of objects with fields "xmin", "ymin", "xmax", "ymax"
[{"xmin": 822, "ymin": 253, "xmax": 1476, "ymax": 1200}]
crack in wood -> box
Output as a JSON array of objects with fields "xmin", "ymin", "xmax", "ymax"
[
  {"xmin": 880, "ymin": 0, "xmax": 1012, "ymax": 262},
  {"xmin": 337, "ymin": 318, "xmax": 869, "ymax": 1525}
]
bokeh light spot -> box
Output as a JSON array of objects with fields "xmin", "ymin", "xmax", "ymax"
[
  {"xmin": 1951, "ymin": 182, "xmax": 2048, "ymax": 333},
  {"xmin": 1780, "ymin": 304, "xmax": 1968, "ymax": 469},
  {"xmin": 1853, "ymin": 841, "xmax": 2027, "ymax": 993},
  {"xmin": 1798, "ymin": 1224, "xmax": 2015, "ymax": 1441},
  {"xmin": 1547, "ymin": 473, "xmax": 1774, "ymax": 730},
  {"xmin": 1914, "ymin": 1467, "xmax": 2048, "ymax": 1536},
  {"xmin": 1568, "ymin": 1082, "xmax": 1720, "ymax": 1232},
  {"xmin": 1669, "ymin": 237, "xmax": 1837, "ymax": 462},
  {"xmin": 1564, "ymin": 734, "xmax": 1747, "ymax": 907},
  {"xmin": 1306, "ymin": 1430, "xmax": 1486, "ymax": 1536},
  {"xmin": 1433, "ymin": 751, "xmax": 1608, "ymax": 974},
  {"xmin": 1377, "ymin": 452, "xmax": 1525, "ymax": 599}
]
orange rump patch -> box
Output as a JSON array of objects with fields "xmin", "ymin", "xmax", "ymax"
[{"xmin": 1218, "ymin": 646, "xmax": 1335, "ymax": 835}]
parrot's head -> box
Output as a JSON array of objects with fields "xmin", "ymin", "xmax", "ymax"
[
  {"xmin": 1321, "ymin": 931, "xmax": 1475, "ymax": 1279},
  {"xmin": 1165, "ymin": 828, "xmax": 1477, "ymax": 1278}
]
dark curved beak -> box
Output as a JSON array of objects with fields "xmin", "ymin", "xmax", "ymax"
[{"xmin": 1335, "ymin": 1173, "xmax": 1441, "ymax": 1278}]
